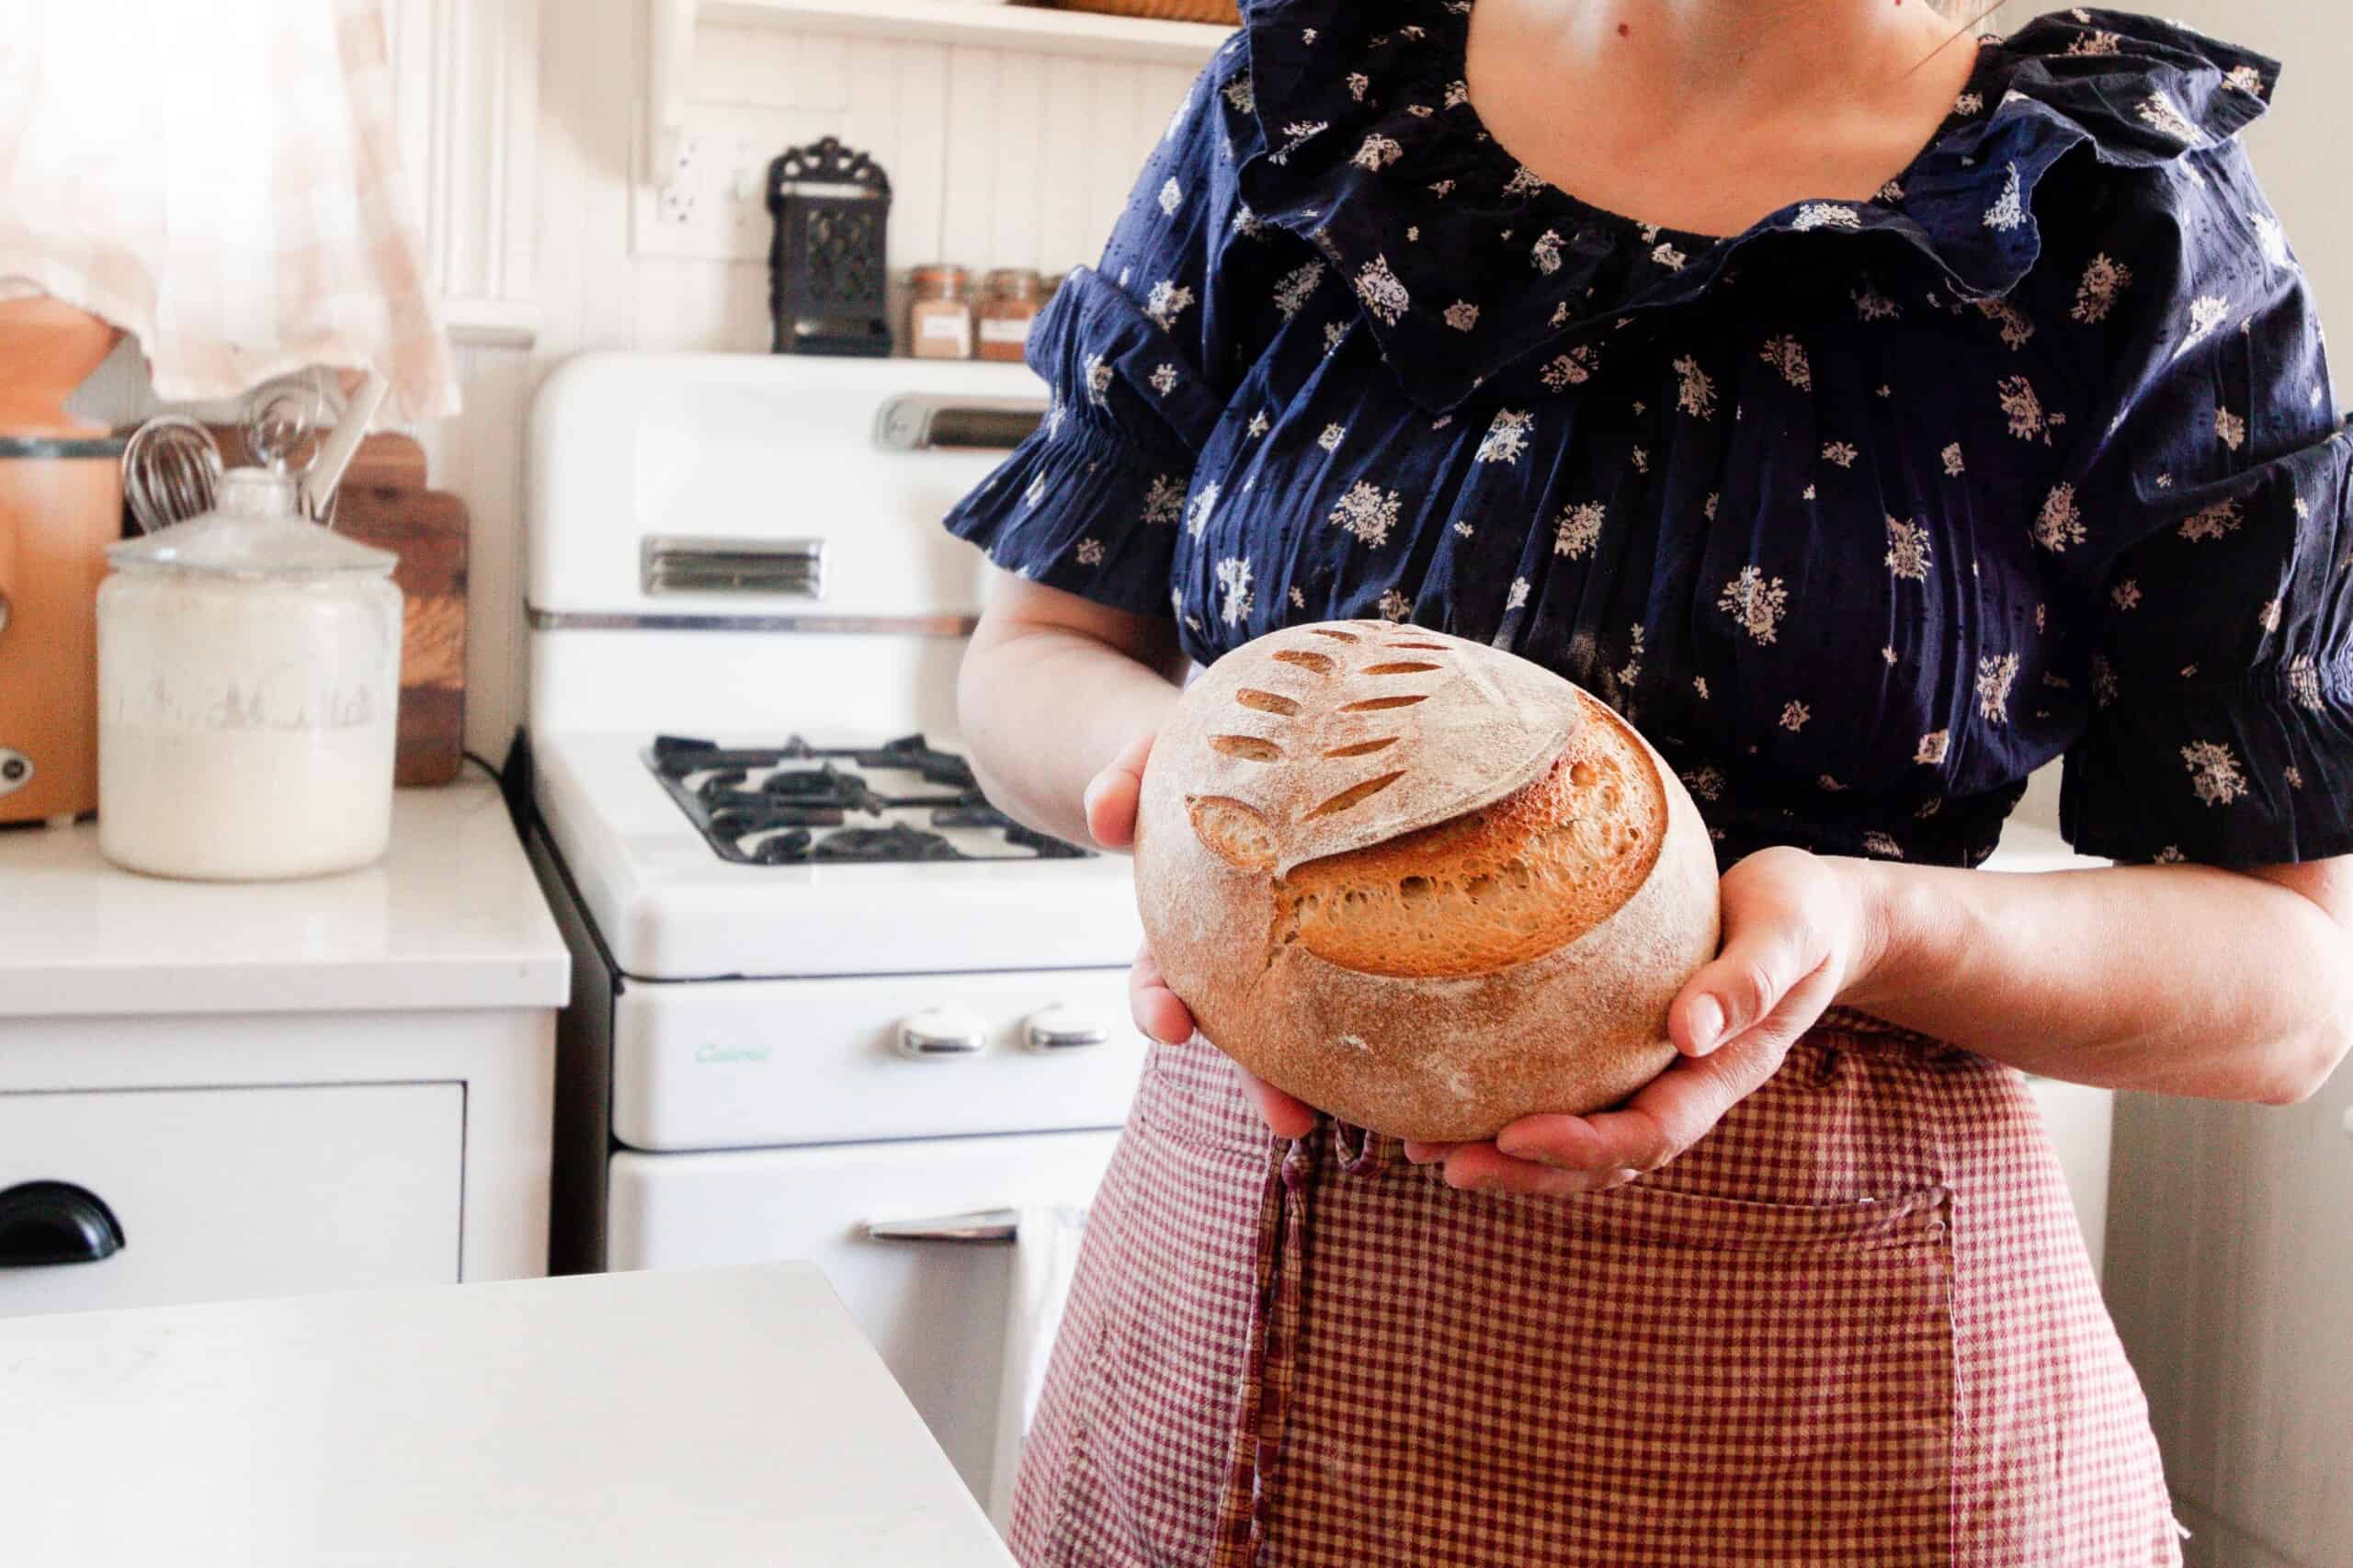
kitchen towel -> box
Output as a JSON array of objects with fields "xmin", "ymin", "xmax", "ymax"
[
  {"xmin": 989, "ymin": 1202, "xmax": 1089, "ymax": 1536},
  {"xmin": 0, "ymin": 0, "xmax": 457, "ymax": 420}
]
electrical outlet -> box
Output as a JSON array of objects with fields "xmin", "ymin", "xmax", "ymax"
[
  {"xmin": 631, "ymin": 101, "xmax": 834, "ymax": 262},
  {"xmin": 655, "ymin": 136, "xmax": 700, "ymax": 225}
]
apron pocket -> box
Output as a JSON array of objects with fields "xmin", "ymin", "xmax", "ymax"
[{"xmin": 1263, "ymin": 1176, "xmax": 1959, "ymax": 1568}]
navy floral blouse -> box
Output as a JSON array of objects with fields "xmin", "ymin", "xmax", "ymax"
[{"xmin": 944, "ymin": 4, "xmax": 2353, "ymax": 871}]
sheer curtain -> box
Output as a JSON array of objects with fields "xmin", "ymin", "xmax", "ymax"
[{"xmin": 0, "ymin": 0, "xmax": 457, "ymax": 419}]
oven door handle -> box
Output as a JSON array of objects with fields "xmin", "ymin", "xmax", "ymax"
[{"xmin": 863, "ymin": 1207, "xmax": 1020, "ymax": 1245}]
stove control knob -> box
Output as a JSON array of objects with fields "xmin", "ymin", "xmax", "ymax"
[
  {"xmin": 1024, "ymin": 1005, "xmax": 1111, "ymax": 1053},
  {"xmin": 898, "ymin": 1008, "xmax": 987, "ymax": 1060}
]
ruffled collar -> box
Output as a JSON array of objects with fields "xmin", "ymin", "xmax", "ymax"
[{"xmin": 1233, "ymin": 4, "xmax": 2281, "ymax": 413}]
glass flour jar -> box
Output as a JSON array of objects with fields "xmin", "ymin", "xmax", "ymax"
[{"xmin": 97, "ymin": 466, "xmax": 403, "ymax": 881}]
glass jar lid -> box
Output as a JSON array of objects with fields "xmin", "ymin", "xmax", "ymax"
[
  {"xmin": 983, "ymin": 268, "xmax": 1041, "ymax": 301},
  {"xmin": 909, "ymin": 265, "xmax": 971, "ymax": 298},
  {"xmin": 107, "ymin": 468, "xmax": 398, "ymax": 580}
]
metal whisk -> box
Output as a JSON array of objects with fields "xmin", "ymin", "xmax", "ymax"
[
  {"xmin": 120, "ymin": 415, "xmax": 224, "ymax": 535},
  {"xmin": 121, "ymin": 368, "xmax": 377, "ymax": 533}
]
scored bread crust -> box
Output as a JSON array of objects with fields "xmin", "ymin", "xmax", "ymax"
[
  {"xmin": 1163, "ymin": 622, "xmax": 1578, "ymax": 875},
  {"xmin": 1135, "ymin": 620, "xmax": 1721, "ymax": 1143}
]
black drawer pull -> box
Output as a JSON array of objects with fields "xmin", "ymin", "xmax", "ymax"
[{"xmin": 0, "ymin": 1181, "xmax": 126, "ymax": 1268}]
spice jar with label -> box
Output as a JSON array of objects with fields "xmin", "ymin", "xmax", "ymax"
[
  {"xmin": 976, "ymin": 268, "xmax": 1043, "ymax": 363},
  {"xmin": 907, "ymin": 266, "xmax": 973, "ymax": 360}
]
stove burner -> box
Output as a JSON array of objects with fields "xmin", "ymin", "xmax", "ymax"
[
  {"xmin": 752, "ymin": 829, "xmax": 814, "ymax": 864},
  {"xmin": 694, "ymin": 769, "xmax": 748, "ymax": 802},
  {"xmin": 813, "ymin": 823, "xmax": 962, "ymax": 862},
  {"xmin": 1006, "ymin": 824, "xmax": 1092, "ymax": 860},
  {"xmin": 710, "ymin": 804, "xmax": 845, "ymax": 840},
  {"xmin": 647, "ymin": 733, "xmax": 1094, "ymax": 867},
  {"xmin": 930, "ymin": 802, "xmax": 1012, "ymax": 830},
  {"xmin": 767, "ymin": 766, "xmax": 847, "ymax": 797},
  {"xmin": 862, "ymin": 734, "xmax": 978, "ymax": 790}
]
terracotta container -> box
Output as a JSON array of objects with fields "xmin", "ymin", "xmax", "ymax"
[{"xmin": 0, "ymin": 297, "xmax": 129, "ymax": 825}]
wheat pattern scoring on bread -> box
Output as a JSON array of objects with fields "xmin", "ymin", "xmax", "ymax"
[{"xmin": 1165, "ymin": 619, "xmax": 1582, "ymax": 878}]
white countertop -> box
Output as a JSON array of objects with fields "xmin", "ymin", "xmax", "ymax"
[
  {"xmin": 0, "ymin": 1265, "xmax": 1016, "ymax": 1568},
  {"xmin": 0, "ymin": 777, "xmax": 569, "ymax": 1017}
]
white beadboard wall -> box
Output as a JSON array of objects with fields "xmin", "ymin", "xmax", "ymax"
[
  {"xmin": 384, "ymin": 0, "xmax": 540, "ymax": 342},
  {"xmin": 426, "ymin": 0, "xmax": 1199, "ymax": 758}
]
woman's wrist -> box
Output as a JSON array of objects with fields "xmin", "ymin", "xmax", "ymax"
[{"xmin": 1830, "ymin": 855, "xmax": 1934, "ymax": 1011}]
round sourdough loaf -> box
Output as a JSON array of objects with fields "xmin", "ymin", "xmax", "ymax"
[{"xmin": 1133, "ymin": 620, "xmax": 1721, "ymax": 1143}]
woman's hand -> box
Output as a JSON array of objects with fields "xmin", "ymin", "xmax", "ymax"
[
  {"xmin": 1078, "ymin": 732, "xmax": 1156, "ymax": 856},
  {"xmin": 1090, "ymin": 735, "xmax": 1319, "ymax": 1141},
  {"xmin": 1408, "ymin": 846, "xmax": 1884, "ymax": 1197}
]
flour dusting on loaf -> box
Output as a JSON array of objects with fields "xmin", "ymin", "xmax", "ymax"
[
  {"xmin": 1135, "ymin": 620, "xmax": 1721, "ymax": 1143},
  {"xmin": 1165, "ymin": 622, "xmax": 1576, "ymax": 875}
]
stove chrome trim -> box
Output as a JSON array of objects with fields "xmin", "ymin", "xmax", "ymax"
[
  {"xmin": 642, "ymin": 534, "xmax": 827, "ymax": 598},
  {"xmin": 874, "ymin": 393, "xmax": 1047, "ymax": 453},
  {"xmin": 1023, "ymin": 1006, "xmax": 1112, "ymax": 1053},
  {"xmin": 528, "ymin": 608, "xmax": 978, "ymax": 635},
  {"xmin": 864, "ymin": 1209, "xmax": 1019, "ymax": 1245},
  {"xmin": 898, "ymin": 1009, "xmax": 989, "ymax": 1059}
]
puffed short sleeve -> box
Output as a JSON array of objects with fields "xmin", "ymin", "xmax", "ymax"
[
  {"xmin": 942, "ymin": 40, "xmax": 1275, "ymax": 618},
  {"xmin": 2051, "ymin": 142, "xmax": 2353, "ymax": 866}
]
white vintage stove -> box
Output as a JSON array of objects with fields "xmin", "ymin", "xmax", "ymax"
[{"xmin": 522, "ymin": 353, "xmax": 1142, "ymax": 1514}]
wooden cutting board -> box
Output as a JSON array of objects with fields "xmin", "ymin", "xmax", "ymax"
[{"xmin": 201, "ymin": 427, "xmax": 468, "ymax": 788}]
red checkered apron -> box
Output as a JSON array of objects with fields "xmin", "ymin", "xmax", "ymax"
[{"xmin": 1007, "ymin": 1010, "xmax": 2181, "ymax": 1567}]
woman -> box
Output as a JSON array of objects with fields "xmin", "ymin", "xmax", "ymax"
[{"xmin": 948, "ymin": 3, "xmax": 2353, "ymax": 1562}]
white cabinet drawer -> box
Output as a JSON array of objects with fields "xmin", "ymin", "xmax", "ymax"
[
  {"xmin": 0, "ymin": 1083, "xmax": 463, "ymax": 1318},
  {"xmin": 612, "ymin": 969, "xmax": 1144, "ymax": 1152}
]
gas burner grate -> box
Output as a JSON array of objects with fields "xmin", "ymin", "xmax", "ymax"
[
  {"xmin": 648, "ymin": 733, "xmax": 1092, "ymax": 866},
  {"xmin": 813, "ymin": 824, "xmax": 963, "ymax": 863}
]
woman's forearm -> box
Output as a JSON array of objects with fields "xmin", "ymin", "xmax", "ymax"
[
  {"xmin": 1840, "ymin": 858, "xmax": 2353, "ymax": 1104},
  {"xmin": 958, "ymin": 591, "xmax": 1187, "ymax": 848}
]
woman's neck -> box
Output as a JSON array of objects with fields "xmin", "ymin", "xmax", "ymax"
[
  {"xmin": 1463, "ymin": 0, "xmax": 1984, "ymax": 234},
  {"xmin": 1502, "ymin": 0, "xmax": 1972, "ymax": 122}
]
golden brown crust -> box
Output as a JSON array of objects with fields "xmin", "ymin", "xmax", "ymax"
[{"xmin": 1281, "ymin": 697, "xmax": 1667, "ymax": 979}]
